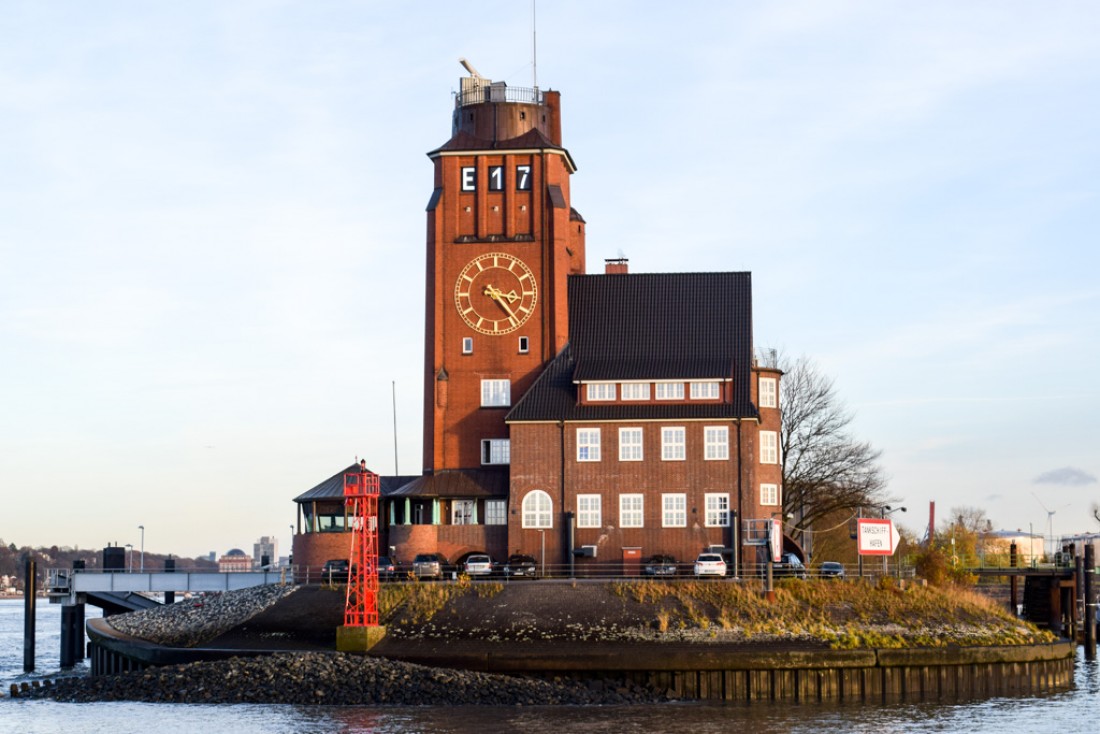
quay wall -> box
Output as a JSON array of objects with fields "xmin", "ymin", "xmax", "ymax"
[{"xmin": 85, "ymin": 617, "xmax": 1075, "ymax": 702}]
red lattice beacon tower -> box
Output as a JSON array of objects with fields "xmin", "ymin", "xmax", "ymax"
[{"xmin": 336, "ymin": 466, "xmax": 386, "ymax": 650}]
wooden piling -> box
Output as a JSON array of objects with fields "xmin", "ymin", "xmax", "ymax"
[
  {"xmin": 1086, "ymin": 544, "xmax": 1096, "ymax": 660},
  {"xmin": 23, "ymin": 559, "xmax": 36, "ymax": 673}
]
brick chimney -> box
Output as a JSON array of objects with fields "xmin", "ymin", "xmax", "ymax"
[{"xmin": 604, "ymin": 257, "xmax": 629, "ymax": 275}]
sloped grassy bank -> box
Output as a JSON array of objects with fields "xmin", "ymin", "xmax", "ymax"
[{"xmin": 380, "ymin": 577, "xmax": 1054, "ymax": 649}]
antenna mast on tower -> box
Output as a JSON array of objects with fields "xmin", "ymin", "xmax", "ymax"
[{"xmin": 532, "ymin": 0, "xmax": 538, "ymax": 90}]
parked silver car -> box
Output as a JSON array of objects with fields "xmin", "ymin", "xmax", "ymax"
[
  {"xmin": 412, "ymin": 553, "xmax": 447, "ymax": 580},
  {"xmin": 463, "ymin": 554, "xmax": 495, "ymax": 577}
]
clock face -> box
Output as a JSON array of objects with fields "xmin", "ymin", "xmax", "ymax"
[{"xmin": 454, "ymin": 252, "xmax": 537, "ymax": 335}]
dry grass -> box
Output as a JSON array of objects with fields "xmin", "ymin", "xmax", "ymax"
[{"xmin": 610, "ymin": 578, "xmax": 1054, "ymax": 649}]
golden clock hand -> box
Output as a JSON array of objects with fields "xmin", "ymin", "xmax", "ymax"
[{"xmin": 483, "ymin": 284, "xmax": 518, "ymax": 321}]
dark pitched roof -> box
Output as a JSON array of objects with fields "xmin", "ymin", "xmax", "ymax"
[
  {"xmin": 292, "ymin": 465, "xmax": 419, "ymax": 503},
  {"xmin": 507, "ymin": 271, "xmax": 757, "ymax": 422},
  {"xmin": 388, "ymin": 469, "xmax": 508, "ymax": 499},
  {"xmin": 430, "ymin": 127, "xmax": 553, "ymax": 154}
]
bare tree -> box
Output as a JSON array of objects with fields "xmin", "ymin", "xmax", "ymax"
[{"xmin": 779, "ymin": 354, "xmax": 891, "ymax": 551}]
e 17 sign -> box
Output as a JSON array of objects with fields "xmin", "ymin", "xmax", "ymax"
[{"xmin": 857, "ymin": 518, "xmax": 900, "ymax": 556}]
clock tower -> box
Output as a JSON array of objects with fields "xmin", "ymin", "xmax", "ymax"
[{"xmin": 423, "ymin": 65, "xmax": 586, "ymax": 476}]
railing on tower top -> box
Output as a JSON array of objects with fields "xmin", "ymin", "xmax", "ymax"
[{"xmin": 455, "ymin": 84, "xmax": 543, "ymax": 108}]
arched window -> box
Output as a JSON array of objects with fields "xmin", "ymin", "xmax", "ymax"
[{"xmin": 521, "ymin": 490, "xmax": 553, "ymax": 529}]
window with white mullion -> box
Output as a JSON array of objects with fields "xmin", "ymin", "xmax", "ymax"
[
  {"xmin": 655, "ymin": 382, "xmax": 684, "ymax": 400},
  {"xmin": 704, "ymin": 493, "xmax": 730, "ymax": 527},
  {"xmin": 618, "ymin": 427, "xmax": 643, "ymax": 461},
  {"xmin": 760, "ymin": 431, "xmax": 778, "ymax": 464},
  {"xmin": 662, "ymin": 493, "xmax": 687, "ymax": 527},
  {"xmin": 760, "ymin": 483, "xmax": 780, "ymax": 506},
  {"xmin": 481, "ymin": 379, "xmax": 511, "ymax": 407},
  {"xmin": 576, "ymin": 428, "xmax": 601, "ymax": 462},
  {"xmin": 577, "ymin": 494, "xmax": 602, "ymax": 528},
  {"xmin": 704, "ymin": 426, "xmax": 729, "ymax": 461},
  {"xmin": 689, "ymin": 382, "xmax": 721, "ymax": 400},
  {"xmin": 586, "ymin": 383, "xmax": 616, "ymax": 401},
  {"xmin": 619, "ymin": 383, "xmax": 650, "ymax": 401},
  {"xmin": 759, "ymin": 377, "xmax": 777, "ymax": 408},
  {"xmin": 620, "ymin": 494, "xmax": 644, "ymax": 528},
  {"xmin": 661, "ymin": 427, "xmax": 686, "ymax": 461}
]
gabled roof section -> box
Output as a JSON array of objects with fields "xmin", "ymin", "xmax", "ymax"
[
  {"xmin": 293, "ymin": 465, "xmax": 419, "ymax": 503},
  {"xmin": 388, "ymin": 469, "xmax": 508, "ymax": 499},
  {"xmin": 508, "ymin": 271, "xmax": 757, "ymax": 422},
  {"xmin": 570, "ymin": 271, "xmax": 752, "ymax": 380}
]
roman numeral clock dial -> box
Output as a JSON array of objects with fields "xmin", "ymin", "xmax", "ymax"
[{"xmin": 454, "ymin": 253, "xmax": 537, "ymax": 335}]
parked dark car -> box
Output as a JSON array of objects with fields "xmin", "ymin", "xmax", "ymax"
[
  {"xmin": 412, "ymin": 553, "xmax": 447, "ymax": 580},
  {"xmin": 774, "ymin": 552, "xmax": 808, "ymax": 579},
  {"xmin": 504, "ymin": 553, "xmax": 538, "ymax": 578},
  {"xmin": 378, "ymin": 555, "xmax": 400, "ymax": 581},
  {"xmin": 321, "ymin": 558, "xmax": 350, "ymax": 583},
  {"xmin": 819, "ymin": 561, "xmax": 846, "ymax": 579},
  {"xmin": 642, "ymin": 554, "xmax": 678, "ymax": 577}
]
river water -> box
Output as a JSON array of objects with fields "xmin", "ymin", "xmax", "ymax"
[{"xmin": 2, "ymin": 599, "xmax": 1097, "ymax": 733}]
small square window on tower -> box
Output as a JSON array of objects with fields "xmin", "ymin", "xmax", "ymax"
[
  {"xmin": 518, "ymin": 336, "xmax": 529, "ymax": 354},
  {"xmin": 462, "ymin": 337, "xmax": 473, "ymax": 355}
]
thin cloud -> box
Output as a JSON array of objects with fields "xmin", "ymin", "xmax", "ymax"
[{"xmin": 1033, "ymin": 467, "xmax": 1097, "ymax": 486}]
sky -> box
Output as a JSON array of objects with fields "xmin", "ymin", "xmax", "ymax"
[{"xmin": 2, "ymin": 1, "xmax": 1098, "ymax": 560}]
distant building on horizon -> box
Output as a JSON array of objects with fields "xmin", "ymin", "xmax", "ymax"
[
  {"xmin": 253, "ymin": 536, "xmax": 278, "ymax": 569},
  {"xmin": 217, "ymin": 548, "xmax": 251, "ymax": 573}
]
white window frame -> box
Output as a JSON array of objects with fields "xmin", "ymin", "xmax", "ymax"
[
  {"xmin": 518, "ymin": 336, "xmax": 529, "ymax": 354},
  {"xmin": 759, "ymin": 377, "xmax": 777, "ymax": 408},
  {"xmin": 662, "ymin": 493, "xmax": 687, "ymax": 528},
  {"xmin": 620, "ymin": 494, "xmax": 644, "ymax": 528},
  {"xmin": 704, "ymin": 426, "xmax": 729, "ymax": 461},
  {"xmin": 521, "ymin": 490, "xmax": 553, "ymax": 529},
  {"xmin": 481, "ymin": 379, "xmax": 511, "ymax": 407},
  {"xmin": 760, "ymin": 430, "xmax": 778, "ymax": 464},
  {"xmin": 485, "ymin": 499, "xmax": 507, "ymax": 525},
  {"xmin": 577, "ymin": 494, "xmax": 602, "ymax": 529},
  {"xmin": 576, "ymin": 428, "xmax": 601, "ymax": 462},
  {"xmin": 661, "ymin": 427, "xmax": 686, "ymax": 461},
  {"xmin": 480, "ymin": 438, "xmax": 510, "ymax": 465},
  {"xmin": 462, "ymin": 337, "xmax": 473, "ymax": 355},
  {"xmin": 619, "ymin": 383, "xmax": 650, "ymax": 401},
  {"xmin": 690, "ymin": 382, "xmax": 721, "ymax": 400},
  {"xmin": 760, "ymin": 483, "xmax": 780, "ymax": 507},
  {"xmin": 452, "ymin": 499, "xmax": 475, "ymax": 526},
  {"xmin": 655, "ymin": 382, "xmax": 685, "ymax": 400},
  {"xmin": 704, "ymin": 493, "xmax": 730, "ymax": 527},
  {"xmin": 586, "ymin": 383, "xmax": 616, "ymax": 401},
  {"xmin": 618, "ymin": 427, "xmax": 643, "ymax": 462}
]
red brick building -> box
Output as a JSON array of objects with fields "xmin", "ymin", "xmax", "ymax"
[{"xmin": 292, "ymin": 68, "xmax": 785, "ymax": 575}]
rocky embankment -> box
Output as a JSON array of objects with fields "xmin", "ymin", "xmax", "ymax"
[
  {"xmin": 17, "ymin": 653, "xmax": 668, "ymax": 705},
  {"xmin": 107, "ymin": 584, "xmax": 298, "ymax": 647}
]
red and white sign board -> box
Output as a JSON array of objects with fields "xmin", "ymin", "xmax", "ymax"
[
  {"xmin": 771, "ymin": 519, "xmax": 783, "ymax": 562},
  {"xmin": 857, "ymin": 518, "xmax": 900, "ymax": 556}
]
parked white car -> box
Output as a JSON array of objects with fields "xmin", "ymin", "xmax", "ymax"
[{"xmin": 693, "ymin": 553, "xmax": 727, "ymax": 577}]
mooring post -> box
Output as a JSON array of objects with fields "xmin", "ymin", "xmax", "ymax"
[
  {"xmin": 1085, "ymin": 544, "xmax": 1096, "ymax": 660},
  {"xmin": 1009, "ymin": 542, "xmax": 1018, "ymax": 616},
  {"xmin": 23, "ymin": 559, "xmax": 36, "ymax": 673}
]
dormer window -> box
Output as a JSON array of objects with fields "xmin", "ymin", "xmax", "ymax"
[
  {"xmin": 586, "ymin": 383, "xmax": 616, "ymax": 401},
  {"xmin": 655, "ymin": 382, "xmax": 685, "ymax": 400},
  {"xmin": 689, "ymin": 382, "xmax": 721, "ymax": 400},
  {"xmin": 620, "ymin": 383, "xmax": 650, "ymax": 401}
]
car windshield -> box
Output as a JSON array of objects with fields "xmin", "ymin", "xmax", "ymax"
[
  {"xmin": 698, "ymin": 554, "xmax": 722, "ymax": 562},
  {"xmin": 414, "ymin": 554, "xmax": 436, "ymax": 563}
]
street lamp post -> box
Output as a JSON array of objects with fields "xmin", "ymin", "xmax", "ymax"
[
  {"xmin": 138, "ymin": 525, "xmax": 145, "ymax": 573},
  {"xmin": 881, "ymin": 506, "xmax": 907, "ymax": 576}
]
